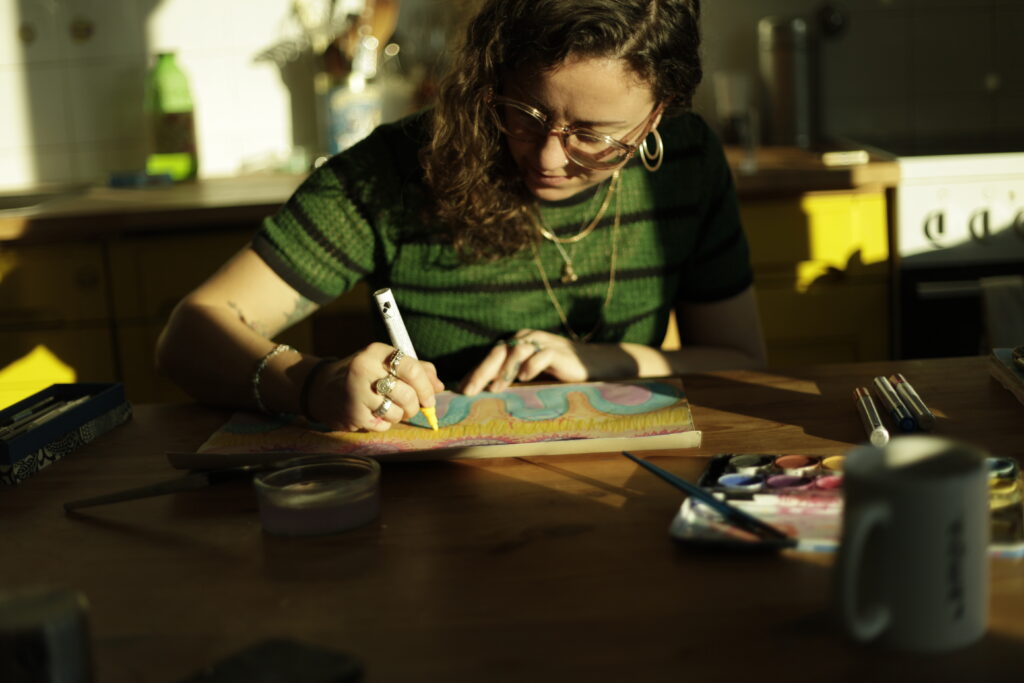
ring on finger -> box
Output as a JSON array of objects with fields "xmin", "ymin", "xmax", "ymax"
[
  {"xmin": 371, "ymin": 396, "xmax": 394, "ymax": 418},
  {"xmin": 374, "ymin": 374, "xmax": 397, "ymax": 397},
  {"xmin": 526, "ymin": 338, "xmax": 544, "ymax": 353},
  {"xmin": 387, "ymin": 348, "xmax": 406, "ymax": 377}
]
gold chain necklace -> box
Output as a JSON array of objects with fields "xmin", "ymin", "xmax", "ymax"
[
  {"xmin": 530, "ymin": 175, "xmax": 621, "ymax": 343},
  {"xmin": 525, "ymin": 171, "xmax": 620, "ymax": 245},
  {"xmin": 526, "ymin": 171, "xmax": 620, "ymax": 283}
]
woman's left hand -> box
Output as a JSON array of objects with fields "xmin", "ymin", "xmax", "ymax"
[{"xmin": 460, "ymin": 329, "xmax": 591, "ymax": 395}]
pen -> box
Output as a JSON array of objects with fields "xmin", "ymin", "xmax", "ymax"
[
  {"xmin": 2, "ymin": 396, "xmax": 90, "ymax": 441},
  {"xmin": 1, "ymin": 398, "xmax": 70, "ymax": 440},
  {"xmin": 889, "ymin": 373, "xmax": 936, "ymax": 431},
  {"xmin": 621, "ymin": 451, "xmax": 795, "ymax": 546},
  {"xmin": 372, "ymin": 287, "xmax": 439, "ymax": 431},
  {"xmin": 872, "ymin": 376, "xmax": 917, "ymax": 432},
  {"xmin": 854, "ymin": 387, "xmax": 890, "ymax": 447},
  {"xmin": 0, "ymin": 395, "xmax": 56, "ymax": 428}
]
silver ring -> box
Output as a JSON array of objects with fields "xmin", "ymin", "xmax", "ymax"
[
  {"xmin": 375, "ymin": 375, "xmax": 397, "ymax": 397},
  {"xmin": 506, "ymin": 337, "xmax": 543, "ymax": 353},
  {"xmin": 371, "ymin": 397, "xmax": 394, "ymax": 418},
  {"xmin": 387, "ymin": 348, "xmax": 406, "ymax": 377}
]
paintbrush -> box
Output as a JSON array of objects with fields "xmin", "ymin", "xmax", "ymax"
[{"xmin": 621, "ymin": 451, "xmax": 795, "ymax": 546}]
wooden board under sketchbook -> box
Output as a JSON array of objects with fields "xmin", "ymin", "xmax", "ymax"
[{"xmin": 169, "ymin": 378, "xmax": 701, "ymax": 469}]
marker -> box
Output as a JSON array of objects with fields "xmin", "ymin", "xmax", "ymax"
[
  {"xmin": 872, "ymin": 376, "xmax": 917, "ymax": 432},
  {"xmin": 372, "ymin": 288, "xmax": 439, "ymax": 431},
  {"xmin": 0, "ymin": 395, "xmax": 57, "ymax": 437},
  {"xmin": 2, "ymin": 396, "xmax": 90, "ymax": 441},
  {"xmin": 0, "ymin": 395, "xmax": 56, "ymax": 427},
  {"xmin": 888, "ymin": 373, "xmax": 936, "ymax": 431},
  {"xmin": 854, "ymin": 387, "xmax": 889, "ymax": 447}
]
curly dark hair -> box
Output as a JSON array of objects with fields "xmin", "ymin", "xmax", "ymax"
[{"xmin": 421, "ymin": 0, "xmax": 703, "ymax": 262}]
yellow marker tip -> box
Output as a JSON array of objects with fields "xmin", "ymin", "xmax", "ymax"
[{"xmin": 421, "ymin": 406, "xmax": 439, "ymax": 431}]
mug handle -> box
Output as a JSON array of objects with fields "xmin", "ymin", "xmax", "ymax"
[{"xmin": 838, "ymin": 502, "xmax": 891, "ymax": 641}]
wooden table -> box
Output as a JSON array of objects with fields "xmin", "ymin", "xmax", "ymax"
[{"xmin": 3, "ymin": 357, "xmax": 1023, "ymax": 682}]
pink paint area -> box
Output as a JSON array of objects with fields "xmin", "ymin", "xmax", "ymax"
[
  {"xmin": 814, "ymin": 475, "xmax": 844, "ymax": 490},
  {"xmin": 514, "ymin": 387, "xmax": 549, "ymax": 410},
  {"xmin": 597, "ymin": 383, "xmax": 655, "ymax": 406}
]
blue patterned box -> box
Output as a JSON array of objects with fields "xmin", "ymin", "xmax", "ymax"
[{"xmin": 0, "ymin": 383, "xmax": 132, "ymax": 486}]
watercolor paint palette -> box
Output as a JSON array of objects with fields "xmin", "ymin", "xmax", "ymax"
[
  {"xmin": 696, "ymin": 453, "xmax": 845, "ymax": 497},
  {"xmin": 670, "ymin": 453, "xmax": 1024, "ymax": 557}
]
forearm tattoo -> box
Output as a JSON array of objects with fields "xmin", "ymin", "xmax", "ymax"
[
  {"xmin": 283, "ymin": 296, "xmax": 317, "ymax": 328},
  {"xmin": 228, "ymin": 300, "xmax": 269, "ymax": 337}
]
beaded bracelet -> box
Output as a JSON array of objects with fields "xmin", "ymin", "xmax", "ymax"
[
  {"xmin": 299, "ymin": 356, "xmax": 339, "ymax": 423},
  {"xmin": 252, "ymin": 343, "xmax": 295, "ymax": 415}
]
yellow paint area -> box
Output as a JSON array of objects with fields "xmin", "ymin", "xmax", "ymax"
[{"xmin": 0, "ymin": 345, "xmax": 76, "ymax": 410}]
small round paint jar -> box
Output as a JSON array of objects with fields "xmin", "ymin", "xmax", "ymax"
[
  {"xmin": 766, "ymin": 474, "xmax": 813, "ymax": 490},
  {"xmin": 728, "ymin": 454, "xmax": 773, "ymax": 475},
  {"xmin": 717, "ymin": 473, "xmax": 764, "ymax": 492},
  {"xmin": 254, "ymin": 456, "xmax": 380, "ymax": 536},
  {"xmin": 989, "ymin": 478, "xmax": 1023, "ymax": 543},
  {"xmin": 774, "ymin": 455, "xmax": 820, "ymax": 477},
  {"xmin": 822, "ymin": 455, "xmax": 845, "ymax": 473},
  {"xmin": 813, "ymin": 474, "xmax": 844, "ymax": 490},
  {"xmin": 987, "ymin": 457, "xmax": 1018, "ymax": 481}
]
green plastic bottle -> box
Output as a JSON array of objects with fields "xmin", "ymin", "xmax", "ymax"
[{"xmin": 144, "ymin": 52, "xmax": 198, "ymax": 181}]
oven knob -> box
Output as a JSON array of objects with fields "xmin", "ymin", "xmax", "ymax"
[
  {"xmin": 923, "ymin": 211, "xmax": 945, "ymax": 247},
  {"xmin": 968, "ymin": 209, "xmax": 990, "ymax": 244}
]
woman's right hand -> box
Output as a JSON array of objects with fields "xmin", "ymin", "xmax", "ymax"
[{"xmin": 306, "ymin": 343, "xmax": 444, "ymax": 432}]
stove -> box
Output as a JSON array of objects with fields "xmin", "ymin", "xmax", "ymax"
[
  {"xmin": 895, "ymin": 151, "xmax": 1024, "ymax": 269},
  {"xmin": 862, "ymin": 141, "xmax": 1024, "ymax": 359}
]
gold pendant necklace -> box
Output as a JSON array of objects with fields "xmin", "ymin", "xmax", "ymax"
[
  {"xmin": 552, "ymin": 240, "xmax": 578, "ymax": 283},
  {"xmin": 530, "ymin": 175, "xmax": 622, "ymax": 343},
  {"xmin": 525, "ymin": 171, "xmax": 620, "ymax": 284}
]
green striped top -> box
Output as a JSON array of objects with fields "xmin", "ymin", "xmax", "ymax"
[{"xmin": 254, "ymin": 110, "xmax": 752, "ymax": 383}]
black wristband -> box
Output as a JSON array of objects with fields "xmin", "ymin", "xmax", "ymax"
[{"xmin": 299, "ymin": 357, "xmax": 339, "ymax": 423}]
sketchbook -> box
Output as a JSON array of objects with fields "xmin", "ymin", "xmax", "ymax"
[{"xmin": 172, "ymin": 378, "xmax": 701, "ymax": 469}]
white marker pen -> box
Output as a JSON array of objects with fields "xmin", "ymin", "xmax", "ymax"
[
  {"xmin": 372, "ymin": 288, "xmax": 439, "ymax": 430},
  {"xmin": 854, "ymin": 386, "xmax": 889, "ymax": 448}
]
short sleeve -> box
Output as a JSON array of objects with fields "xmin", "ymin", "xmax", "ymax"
[
  {"xmin": 252, "ymin": 114, "xmax": 428, "ymax": 304},
  {"xmin": 674, "ymin": 123, "xmax": 753, "ymax": 304}
]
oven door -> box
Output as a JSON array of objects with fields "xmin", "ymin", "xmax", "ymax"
[{"xmin": 896, "ymin": 262, "xmax": 1024, "ymax": 359}]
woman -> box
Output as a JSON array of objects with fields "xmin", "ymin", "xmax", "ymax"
[{"xmin": 156, "ymin": 0, "xmax": 766, "ymax": 433}]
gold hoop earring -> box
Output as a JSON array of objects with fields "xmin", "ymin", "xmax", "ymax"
[{"xmin": 639, "ymin": 128, "xmax": 664, "ymax": 172}]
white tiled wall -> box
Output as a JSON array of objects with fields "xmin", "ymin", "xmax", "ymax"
[{"xmin": 0, "ymin": 0, "xmax": 337, "ymax": 190}]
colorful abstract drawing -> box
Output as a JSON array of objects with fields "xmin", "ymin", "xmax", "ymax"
[{"xmin": 181, "ymin": 379, "xmax": 700, "ymax": 467}]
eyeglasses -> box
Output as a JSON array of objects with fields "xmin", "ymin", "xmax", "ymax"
[{"xmin": 486, "ymin": 89, "xmax": 659, "ymax": 171}]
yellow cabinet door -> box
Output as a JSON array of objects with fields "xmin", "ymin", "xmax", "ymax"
[
  {"xmin": 0, "ymin": 242, "xmax": 110, "ymax": 323},
  {"xmin": 742, "ymin": 190, "xmax": 890, "ymax": 365}
]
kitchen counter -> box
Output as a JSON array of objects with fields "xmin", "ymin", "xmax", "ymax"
[
  {"xmin": 0, "ymin": 174, "xmax": 304, "ymax": 243},
  {"xmin": 0, "ymin": 147, "xmax": 899, "ymax": 243},
  {"xmin": 725, "ymin": 145, "xmax": 899, "ymax": 197}
]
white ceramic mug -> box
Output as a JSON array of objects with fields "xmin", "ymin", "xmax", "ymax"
[{"xmin": 836, "ymin": 435, "xmax": 990, "ymax": 652}]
